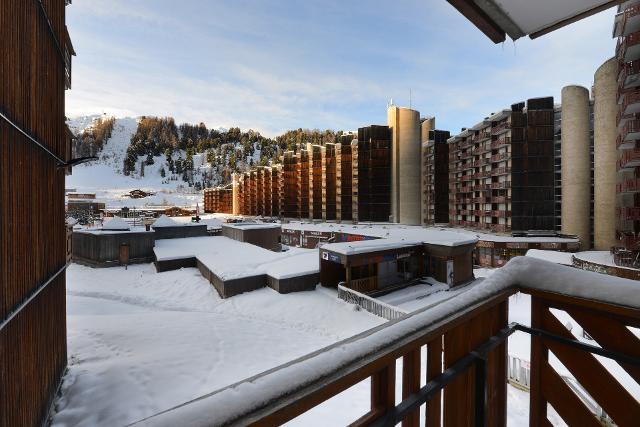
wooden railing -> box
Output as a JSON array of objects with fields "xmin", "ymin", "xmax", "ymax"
[{"xmin": 133, "ymin": 258, "xmax": 640, "ymax": 427}]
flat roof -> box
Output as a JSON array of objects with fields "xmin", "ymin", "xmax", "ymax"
[
  {"xmin": 321, "ymin": 238, "xmax": 423, "ymax": 256},
  {"xmin": 222, "ymin": 222, "xmax": 281, "ymax": 230},
  {"xmin": 281, "ymin": 222, "xmax": 578, "ymax": 245}
]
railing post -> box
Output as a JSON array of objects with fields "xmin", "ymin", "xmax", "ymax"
[
  {"xmin": 474, "ymin": 355, "xmax": 487, "ymax": 427},
  {"xmin": 426, "ymin": 337, "xmax": 442, "ymax": 427},
  {"xmin": 529, "ymin": 297, "xmax": 548, "ymax": 426},
  {"xmin": 402, "ymin": 348, "xmax": 421, "ymax": 427},
  {"xmin": 371, "ymin": 362, "xmax": 396, "ymax": 423}
]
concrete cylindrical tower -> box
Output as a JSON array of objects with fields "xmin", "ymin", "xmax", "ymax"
[
  {"xmin": 388, "ymin": 105, "xmax": 421, "ymax": 225},
  {"xmin": 593, "ymin": 58, "xmax": 618, "ymax": 251},
  {"xmin": 561, "ymin": 85, "xmax": 591, "ymax": 249},
  {"xmin": 421, "ymin": 117, "xmax": 435, "ymax": 143}
]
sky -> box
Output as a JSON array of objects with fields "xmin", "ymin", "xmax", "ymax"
[{"xmin": 66, "ymin": 0, "xmax": 618, "ymax": 137}]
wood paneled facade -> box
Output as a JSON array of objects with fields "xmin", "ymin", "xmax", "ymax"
[{"xmin": 1, "ymin": 0, "xmax": 73, "ymax": 425}]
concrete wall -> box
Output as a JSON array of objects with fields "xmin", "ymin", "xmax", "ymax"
[
  {"xmin": 561, "ymin": 85, "xmax": 592, "ymax": 249},
  {"xmin": 388, "ymin": 106, "xmax": 421, "ymax": 225},
  {"xmin": 221, "ymin": 225, "xmax": 281, "ymax": 251},
  {"xmin": 593, "ymin": 58, "xmax": 618, "ymax": 250}
]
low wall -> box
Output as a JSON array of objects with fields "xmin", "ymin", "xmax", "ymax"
[
  {"xmin": 267, "ymin": 273, "xmax": 318, "ymax": 294},
  {"xmin": 196, "ymin": 259, "xmax": 266, "ymax": 298},
  {"xmin": 153, "ymin": 225, "xmax": 208, "ymax": 240},
  {"xmin": 572, "ymin": 255, "xmax": 640, "ymax": 281},
  {"xmin": 72, "ymin": 231, "xmax": 155, "ymax": 267},
  {"xmin": 155, "ymin": 257, "xmax": 197, "ymax": 272}
]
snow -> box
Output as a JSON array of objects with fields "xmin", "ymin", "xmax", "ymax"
[
  {"xmin": 151, "ymin": 214, "xmax": 178, "ymax": 227},
  {"xmin": 283, "ymin": 221, "xmax": 577, "ymax": 246},
  {"xmin": 322, "ymin": 238, "xmax": 424, "ymax": 256},
  {"xmin": 51, "ymin": 263, "xmax": 384, "ymax": 427},
  {"xmin": 153, "ymin": 236, "xmax": 319, "ymax": 280},
  {"xmin": 222, "ymin": 222, "xmax": 281, "ymax": 230},
  {"xmin": 101, "ymin": 216, "xmax": 130, "ymax": 231},
  {"xmin": 139, "ymin": 257, "xmax": 640, "ymax": 426},
  {"xmin": 525, "ymin": 249, "xmax": 573, "ymax": 266}
]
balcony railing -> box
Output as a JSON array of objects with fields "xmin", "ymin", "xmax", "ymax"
[
  {"xmin": 617, "ymin": 178, "xmax": 640, "ymax": 193},
  {"xmin": 490, "ymin": 153, "xmax": 509, "ymax": 163},
  {"xmin": 135, "ymin": 258, "xmax": 640, "ymax": 427},
  {"xmin": 618, "ymin": 207, "xmax": 640, "ymax": 220},
  {"xmin": 490, "ymin": 137, "xmax": 511, "ymax": 150},
  {"xmin": 622, "ymin": 90, "xmax": 640, "ymax": 114},
  {"xmin": 619, "ymin": 148, "xmax": 640, "ymax": 169},
  {"xmin": 491, "ymin": 167, "xmax": 511, "ymax": 177},
  {"xmin": 491, "ymin": 181, "xmax": 511, "ymax": 190},
  {"xmin": 492, "ymin": 122, "xmax": 511, "ymax": 135},
  {"xmin": 617, "ymin": 31, "xmax": 640, "ymax": 60},
  {"xmin": 622, "ymin": 118, "xmax": 640, "ymax": 142},
  {"xmin": 489, "ymin": 223, "xmax": 508, "ymax": 232}
]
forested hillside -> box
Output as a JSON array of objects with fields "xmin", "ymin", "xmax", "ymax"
[{"xmin": 68, "ymin": 115, "xmax": 347, "ymax": 191}]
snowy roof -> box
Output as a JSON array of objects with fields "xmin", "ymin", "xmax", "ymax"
[
  {"xmin": 525, "ymin": 249, "xmax": 573, "ymax": 266},
  {"xmin": 152, "ymin": 215, "xmax": 178, "ymax": 227},
  {"xmin": 139, "ymin": 257, "xmax": 640, "ymax": 426},
  {"xmin": 282, "ymin": 222, "xmax": 578, "ymax": 247},
  {"xmin": 222, "ymin": 222, "xmax": 281, "ymax": 230},
  {"xmin": 102, "ymin": 217, "xmax": 130, "ymax": 231},
  {"xmin": 153, "ymin": 237, "xmax": 319, "ymax": 280},
  {"xmin": 322, "ymin": 238, "xmax": 423, "ymax": 256},
  {"xmin": 282, "ymin": 222, "xmax": 477, "ymax": 247}
]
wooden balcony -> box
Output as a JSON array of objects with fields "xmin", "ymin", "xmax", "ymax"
[
  {"xmin": 619, "ymin": 148, "xmax": 640, "ymax": 169},
  {"xmin": 136, "ymin": 258, "xmax": 640, "ymax": 427},
  {"xmin": 617, "ymin": 178, "xmax": 640, "ymax": 193},
  {"xmin": 492, "ymin": 122, "xmax": 511, "ymax": 136}
]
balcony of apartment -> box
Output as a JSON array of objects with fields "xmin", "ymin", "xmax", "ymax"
[
  {"xmin": 622, "ymin": 89, "xmax": 640, "ymax": 118},
  {"xmin": 491, "ymin": 181, "xmax": 512, "ymax": 190},
  {"xmin": 491, "ymin": 210, "xmax": 511, "ymax": 218},
  {"xmin": 619, "ymin": 233, "xmax": 640, "ymax": 250},
  {"xmin": 492, "ymin": 195, "xmax": 510, "ymax": 204},
  {"xmin": 490, "ymin": 137, "xmax": 511, "ymax": 150},
  {"xmin": 492, "ymin": 121, "xmax": 511, "ymax": 136},
  {"xmin": 489, "ymin": 223, "xmax": 508, "ymax": 232},
  {"xmin": 617, "ymin": 178, "xmax": 640, "ymax": 193},
  {"xmin": 619, "ymin": 148, "xmax": 640, "ymax": 169},
  {"xmin": 614, "ymin": 3, "xmax": 640, "ymax": 38},
  {"xmin": 619, "ymin": 61, "xmax": 640, "ymax": 98},
  {"xmin": 616, "ymin": 31, "xmax": 640, "ymax": 63},
  {"xmin": 472, "ymin": 130, "xmax": 492, "ymax": 143},
  {"xmin": 460, "ymin": 174, "xmax": 473, "ymax": 182},
  {"xmin": 474, "ymin": 171, "xmax": 491, "ymax": 179},
  {"xmin": 621, "ymin": 119, "xmax": 640, "ymax": 146},
  {"xmin": 491, "ymin": 167, "xmax": 511, "ymax": 177},
  {"xmin": 460, "ymin": 151, "xmax": 473, "ymax": 160},
  {"xmin": 618, "ymin": 206, "xmax": 640, "ymax": 220},
  {"xmin": 475, "ymin": 158, "xmax": 489, "ymax": 168},
  {"xmin": 490, "ymin": 153, "xmax": 509, "ymax": 163},
  {"xmin": 472, "ymin": 196, "xmax": 490, "ymax": 203}
]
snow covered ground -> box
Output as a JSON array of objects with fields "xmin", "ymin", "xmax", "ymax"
[
  {"xmin": 52, "ymin": 261, "xmax": 633, "ymax": 426},
  {"xmin": 51, "ymin": 263, "xmax": 384, "ymax": 426}
]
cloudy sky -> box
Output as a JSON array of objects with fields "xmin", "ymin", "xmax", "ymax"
[{"xmin": 66, "ymin": 0, "xmax": 617, "ymax": 136}]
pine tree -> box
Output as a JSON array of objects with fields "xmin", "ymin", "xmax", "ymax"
[
  {"xmin": 140, "ymin": 160, "xmax": 145, "ymax": 177},
  {"xmin": 160, "ymin": 167, "xmax": 166, "ymax": 178},
  {"xmin": 146, "ymin": 152, "xmax": 155, "ymax": 165}
]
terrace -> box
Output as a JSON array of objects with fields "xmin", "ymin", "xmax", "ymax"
[{"xmin": 136, "ymin": 257, "xmax": 640, "ymax": 427}]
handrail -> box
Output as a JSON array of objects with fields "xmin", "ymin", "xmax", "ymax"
[{"xmin": 131, "ymin": 257, "xmax": 640, "ymax": 426}]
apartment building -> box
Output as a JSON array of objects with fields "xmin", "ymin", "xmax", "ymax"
[
  {"xmin": 448, "ymin": 98, "xmax": 555, "ymax": 233},
  {"xmin": 613, "ymin": 2, "xmax": 640, "ymax": 267},
  {"xmin": 422, "ymin": 129, "xmax": 450, "ymax": 225}
]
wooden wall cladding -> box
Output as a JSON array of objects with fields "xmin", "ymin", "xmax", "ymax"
[{"xmin": 1, "ymin": 1, "xmax": 69, "ymax": 426}]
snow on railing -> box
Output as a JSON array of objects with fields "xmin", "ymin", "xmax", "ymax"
[
  {"xmin": 507, "ymin": 355, "xmax": 530, "ymax": 390},
  {"xmin": 337, "ymin": 284, "xmax": 408, "ymax": 321}
]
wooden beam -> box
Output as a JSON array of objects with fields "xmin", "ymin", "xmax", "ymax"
[
  {"xmin": 446, "ymin": 0, "xmax": 506, "ymax": 43},
  {"xmin": 425, "ymin": 338, "xmax": 442, "ymax": 427},
  {"xmin": 402, "ymin": 348, "xmax": 421, "ymax": 427}
]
